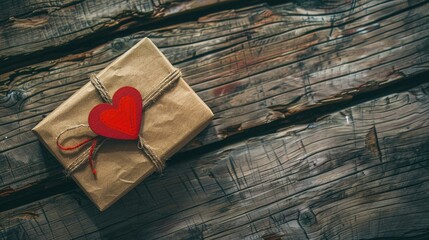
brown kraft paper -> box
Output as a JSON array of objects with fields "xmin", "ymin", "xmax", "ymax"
[{"xmin": 32, "ymin": 38, "xmax": 214, "ymax": 211}]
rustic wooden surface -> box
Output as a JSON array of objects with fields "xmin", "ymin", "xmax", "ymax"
[
  {"xmin": 1, "ymin": 82, "xmax": 429, "ymax": 239},
  {"xmin": 0, "ymin": 0, "xmax": 247, "ymax": 70},
  {"xmin": 2, "ymin": 0, "xmax": 429, "ymax": 198},
  {"xmin": 1, "ymin": 0, "xmax": 429, "ymax": 239}
]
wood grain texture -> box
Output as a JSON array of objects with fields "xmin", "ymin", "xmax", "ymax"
[
  {"xmin": 0, "ymin": 0, "xmax": 241, "ymax": 65},
  {"xmin": 2, "ymin": 0, "xmax": 429, "ymax": 198},
  {"xmin": 1, "ymin": 82, "xmax": 429, "ymax": 239}
]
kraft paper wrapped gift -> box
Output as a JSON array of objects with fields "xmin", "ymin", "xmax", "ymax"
[{"xmin": 32, "ymin": 38, "xmax": 213, "ymax": 211}]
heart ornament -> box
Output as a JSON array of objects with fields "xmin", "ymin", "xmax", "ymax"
[{"xmin": 88, "ymin": 87, "xmax": 143, "ymax": 140}]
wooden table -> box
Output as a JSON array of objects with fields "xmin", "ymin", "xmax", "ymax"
[{"xmin": 1, "ymin": 0, "xmax": 429, "ymax": 239}]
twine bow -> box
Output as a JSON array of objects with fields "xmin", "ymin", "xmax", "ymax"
[{"xmin": 56, "ymin": 69, "xmax": 182, "ymax": 176}]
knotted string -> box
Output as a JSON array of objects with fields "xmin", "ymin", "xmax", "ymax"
[
  {"xmin": 56, "ymin": 124, "xmax": 100, "ymax": 175},
  {"xmin": 57, "ymin": 68, "xmax": 182, "ymax": 176}
]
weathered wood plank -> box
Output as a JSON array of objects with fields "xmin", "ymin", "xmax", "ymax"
[
  {"xmin": 1, "ymin": 0, "xmax": 429, "ymax": 204},
  {"xmin": 1, "ymin": 81, "xmax": 429, "ymax": 239},
  {"xmin": 0, "ymin": 0, "xmax": 243, "ymax": 67}
]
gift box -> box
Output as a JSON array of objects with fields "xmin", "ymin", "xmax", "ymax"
[{"xmin": 32, "ymin": 38, "xmax": 213, "ymax": 211}]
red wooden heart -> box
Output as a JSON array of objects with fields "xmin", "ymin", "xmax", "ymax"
[{"xmin": 88, "ymin": 87, "xmax": 143, "ymax": 140}]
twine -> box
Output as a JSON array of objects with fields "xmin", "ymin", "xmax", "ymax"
[
  {"xmin": 57, "ymin": 69, "xmax": 182, "ymax": 176},
  {"xmin": 90, "ymin": 74, "xmax": 112, "ymax": 103}
]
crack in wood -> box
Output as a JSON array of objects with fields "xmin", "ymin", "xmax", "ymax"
[{"xmin": 365, "ymin": 126, "xmax": 383, "ymax": 163}]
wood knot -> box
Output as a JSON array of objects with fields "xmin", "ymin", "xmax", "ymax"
[
  {"xmin": 299, "ymin": 209, "xmax": 317, "ymax": 227},
  {"xmin": 112, "ymin": 40, "xmax": 125, "ymax": 51},
  {"xmin": 1, "ymin": 90, "xmax": 26, "ymax": 110}
]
